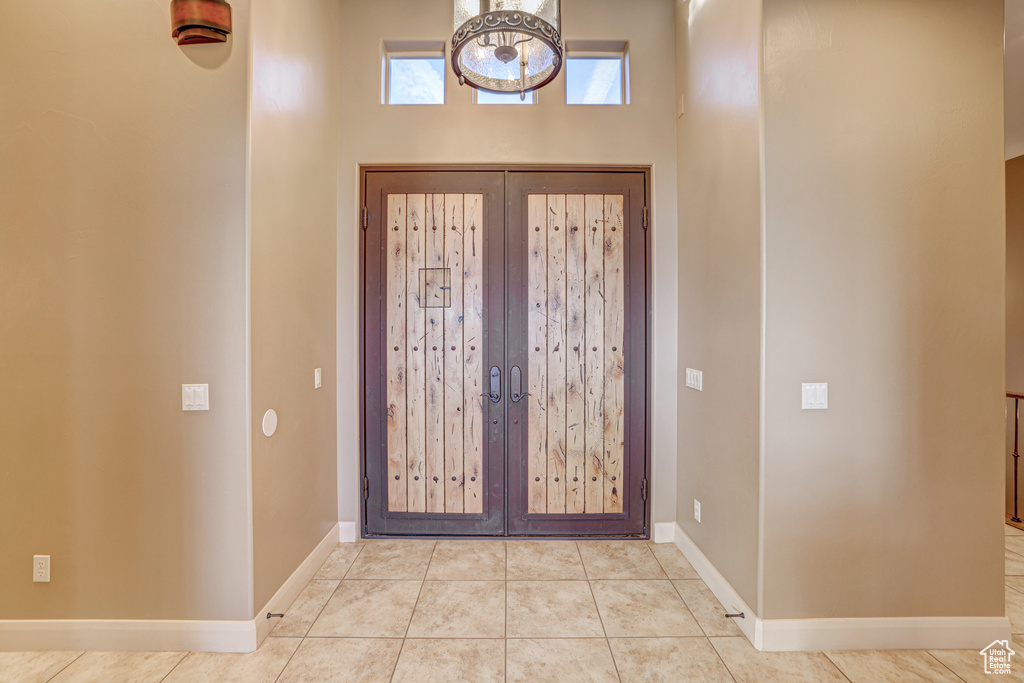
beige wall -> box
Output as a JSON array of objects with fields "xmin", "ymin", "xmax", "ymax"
[
  {"xmin": 674, "ymin": 0, "xmax": 764, "ymax": 609},
  {"xmin": 1009, "ymin": 156, "xmax": 1024, "ymax": 514},
  {"xmin": 336, "ymin": 0, "xmax": 680, "ymax": 525},
  {"xmin": 761, "ymin": 0, "xmax": 1006, "ymax": 619},
  {"xmin": 250, "ymin": 0, "xmax": 342, "ymax": 611},
  {"xmin": 0, "ymin": 1, "xmax": 253, "ymax": 620}
]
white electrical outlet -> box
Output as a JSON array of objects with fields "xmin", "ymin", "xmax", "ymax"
[
  {"xmin": 685, "ymin": 368, "xmax": 703, "ymax": 392},
  {"xmin": 314, "ymin": 368, "xmax": 322, "ymax": 390},
  {"xmin": 694, "ymin": 499, "xmax": 702, "ymax": 523},
  {"xmin": 182, "ymin": 384, "xmax": 210, "ymax": 411},
  {"xmin": 33, "ymin": 555, "xmax": 49, "ymax": 582}
]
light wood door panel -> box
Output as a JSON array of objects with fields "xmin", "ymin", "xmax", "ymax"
[
  {"xmin": 525, "ymin": 194, "xmax": 626, "ymax": 516},
  {"xmin": 385, "ymin": 193, "xmax": 485, "ymax": 516}
]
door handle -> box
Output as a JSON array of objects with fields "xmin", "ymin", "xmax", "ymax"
[
  {"xmin": 483, "ymin": 366, "xmax": 501, "ymax": 403},
  {"xmin": 510, "ymin": 365, "xmax": 530, "ymax": 403}
]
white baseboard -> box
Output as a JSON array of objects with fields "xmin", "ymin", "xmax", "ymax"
[
  {"xmin": 760, "ymin": 615, "xmax": 1011, "ymax": 652},
  {"xmin": 669, "ymin": 522, "xmax": 760, "ymax": 646},
  {"xmin": 653, "ymin": 522, "xmax": 676, "ymax": 544},
  {"xmin": 338, "ymin": 521, "xmax": 358, "ymax": 543},
  {"xmin": 0, "ymin": 619, "xmax": 257, "ymax": 653},
  {"xmin": 255, "ymin": 522, "xmax": 341, "ymax": 645},
  {"xmin": 668, "ymin": 523, "xmax": 1010, "ymax": 652},
  {"xmin": 0, "ymin": 523, "xmax": 342, "ymax": 654}
]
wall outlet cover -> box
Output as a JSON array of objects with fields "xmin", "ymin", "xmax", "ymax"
[
  {"xmin": 685, "ymin": 368, "xmax": 703, "ymax": 392},
  {"xmin": 694, "ymin": 499, "xmax": 702, "ymax": 523},
  {"xmin": 314, "ymin": 368, "xmax": 322, "ymax": 390},
  {"xmin": 802, "ymin": 383, "xmax": 828, "ymax": 410},
  {"xmin": 33, "ymin": 555, "xmax": 49, "ymax": 582}
]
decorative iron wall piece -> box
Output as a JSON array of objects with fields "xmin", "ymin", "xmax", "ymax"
[
  {"xmin": 451, "ymin": 0, "xmax": 563, "ymax": 97},
  {"xmin": 171, "ymin": 0, "xmax": 233, "ymax": 45}
]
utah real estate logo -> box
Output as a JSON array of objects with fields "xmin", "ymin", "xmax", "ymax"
[{"xmin": 980, "ymin": 640, "xmax": 1015, "ymax": 675}]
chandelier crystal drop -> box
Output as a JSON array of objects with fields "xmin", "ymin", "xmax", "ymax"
[{"xmin": 452, "ymin": 0, "xmax": 563, "ymax": 97}]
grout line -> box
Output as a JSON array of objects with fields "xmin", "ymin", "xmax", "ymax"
[
  {"xmin": 155, "ymin": 651, "xmax": 189, "ymax": 683},
  {"xmin": 576, "ymin": 542, "xmax": 623, "ymax": 682},
  {"xmin": 273, "ymin": 637, "xmax": 304, "ymax": 683},
  {"xmin": 926, "ymin": 651, "xmax": 970, "ymax": 683},
  {"xmin": 821, "ymin": 651, "xmax": 856, "ymax": 683},
  {"xmin": 44, "ymin": 652, "xmax": 85, "ymax": 683},
  {"xmin": 704, "ymin": 637, "xmax": 740, "ymax": 683},
  {"xmin": 389, "ymin": 542, "xmax": 436, "ymax": 683},
  {"xmin": 668, "ymin": 577, "xmax": 710, "ymax": 639}
]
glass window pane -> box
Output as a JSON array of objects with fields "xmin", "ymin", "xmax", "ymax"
[
  {"xmin": 389, "ymin": 57, "xmax": 446, "ymax": 105},
  {"xmin": 476, "ymin": 90, "xmax": 534, "ymax": 105},
  {"xmin": 566, "ymin": 57, "xmax": 623, "ymax": 105}
]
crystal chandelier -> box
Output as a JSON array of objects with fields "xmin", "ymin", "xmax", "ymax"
[{"xmin": 452, "ymin": 1, "xmax": 563, "ymax": 98}]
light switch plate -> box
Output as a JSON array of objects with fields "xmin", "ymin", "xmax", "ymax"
[
  {"xmin": 685, "ymin": 368, "xmax": 703, "ymax": 392},
  {"xmin": 182, "ymin": 384, "xmax": 210, "ymax": 412},
  {"xmin": 314, "ymin": 368, "xmax": 322, "ymax": 390},
  {"xmin": 694, "ymin": 499, "xmax": 701, "ymax": 523},
  {"xmin": 802, "ymin": 383, "xmax": 828, "ymax": 410}
]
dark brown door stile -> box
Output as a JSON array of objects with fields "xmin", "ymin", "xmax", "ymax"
[{"xmin": 362, "ymin": 167, "xmax": 650, "ymax": 538}]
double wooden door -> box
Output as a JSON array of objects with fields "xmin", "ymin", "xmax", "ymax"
[{"xmin": 363, "ymin": 169, "xmax": 648, "ymax": 537}]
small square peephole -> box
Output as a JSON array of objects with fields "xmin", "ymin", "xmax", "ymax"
[{"xmin": 420, "ymin": 268, "xmax": 452, "ymax": 308}]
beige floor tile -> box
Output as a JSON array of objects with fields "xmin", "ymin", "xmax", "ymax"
[
  {"xmin": 308, "ymin": 580, "xmax": 421, "ymax": 637},
  {"xmin": 162, "ymin": 637, "xmax": 299, "ymax": 683},
  {"xmin": 506, "ymin": 638, "xmax": 618, "ymax": 682},
  {"xmin": 407, "ymin": 581, "xmax": 506, "ymax": 638},
  {"xmin": 1009, "ymin": 536, "xmax": 1024, "ymax": 557},
  {"xmin": 506, "ymin": 580, "xmax": 605, "ymax": 638},
  {"xmin": 0, "ymin": 651, "xmax": 82, "ymax": 683},
  {"xmin": 825, "ymin": 650, "xmax": 960, "ymax": 682},
  {"xmin": 929, "ymin": 645, "xmax": 1024, "ymax": 683},
  {"xmin": 610, "ymin": 637, "xmax": 734, "ymax": 683},
  {"xmin": 648, "ymin": 541, "xmax": 701, "ymax": 579},
  {"xmin": 345, "ymin": 539, "xmax": 435, "ymax": 580},
  {"xmin": 1008, "ymin": 585, "xmax": 1024, "ymax": 634},
  {"xmin": 276, "ymin": 638, "xmax": 402, "ymax": 683},
  {"xmin": 48, "ymin": 652, "xmax": 186, "ymax": 683},
  {"xmin": 591, "ymin": 580, "xmax": 703, "ymax": 637},
  {"xmin": 313, "ymin": 543, "xmax": 364, "ymax": 579},
  {"xmin": 1007, "ymin": 548, "xmax": 1024, "ymax": 576},
  {"xmin": 710, "ymin": 636, "xmax": 847, "ymax": 682},
  {"xmin": 271, "ymin": 579, "xmax": 339, "ymax": 637},
  {"xmin": 1009, "ymin": 524, "xmax": 1024, "ymax": 536},
  {"xmin": 426, "ymin": 541, "xmax": 506, "ymax": 580},
  {"xmin": 1010, "ymin": 576, "xmax": 1024, "ymax": 594},
  {"xmin": 506, "ymin": 541, "xmax": 587, "ymax": 580},
  {"xmin": 392, "ymin": 639, "xmax": 504, "ymax": 683},
  {"xmin": 673, "ymin": 579, "xmax": 743, "ymax": 636},
  {"xmin": 578, "ymin": 540, "xmax": 667, "ymax": 579}
]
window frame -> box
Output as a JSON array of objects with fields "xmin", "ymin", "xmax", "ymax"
[
  {"xmin": 382, "ymin": 42, "xmax": 448, "ymax": 106},
  {"xmin": 472, "ymin": 89, "xmax": 539, "ymax": 106},
  {"xmin": 563, "ymin": 41, "xmax": 630, "ymax": 106}
]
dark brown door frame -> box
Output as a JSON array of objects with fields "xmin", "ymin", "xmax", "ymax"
[{"xmin": 359, "ymin": 165, "xmax": 653, "ymax": 539}]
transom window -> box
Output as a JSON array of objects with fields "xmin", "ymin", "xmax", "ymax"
[{"xmin": 383, "ymin": 42, "xmax": 446, "ymax": 105}]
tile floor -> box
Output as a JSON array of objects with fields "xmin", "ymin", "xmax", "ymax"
[{"xmin": 5, "ymin": 530, "xmax": 1024, "ymax": 682}]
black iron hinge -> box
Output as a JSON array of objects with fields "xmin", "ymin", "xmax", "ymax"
[
  {"xmin": 362, "ymin": 206, "xmax": 369, "ymax": 230},
  {"xmin": 641, "ymin": 478, "xmax": 649, "ymax": 501},
  {"xmin": 642, "ymin": 207, "xmax": 650, "ymax": 230},
  {"xmin": 363, "ymin": 477, "xmax": 369, "ymax": 501}
]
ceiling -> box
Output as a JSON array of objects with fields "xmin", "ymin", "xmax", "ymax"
[{"xmin": 1008, "ymin": 0, "xmax": 1024, "ymax": 158}]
